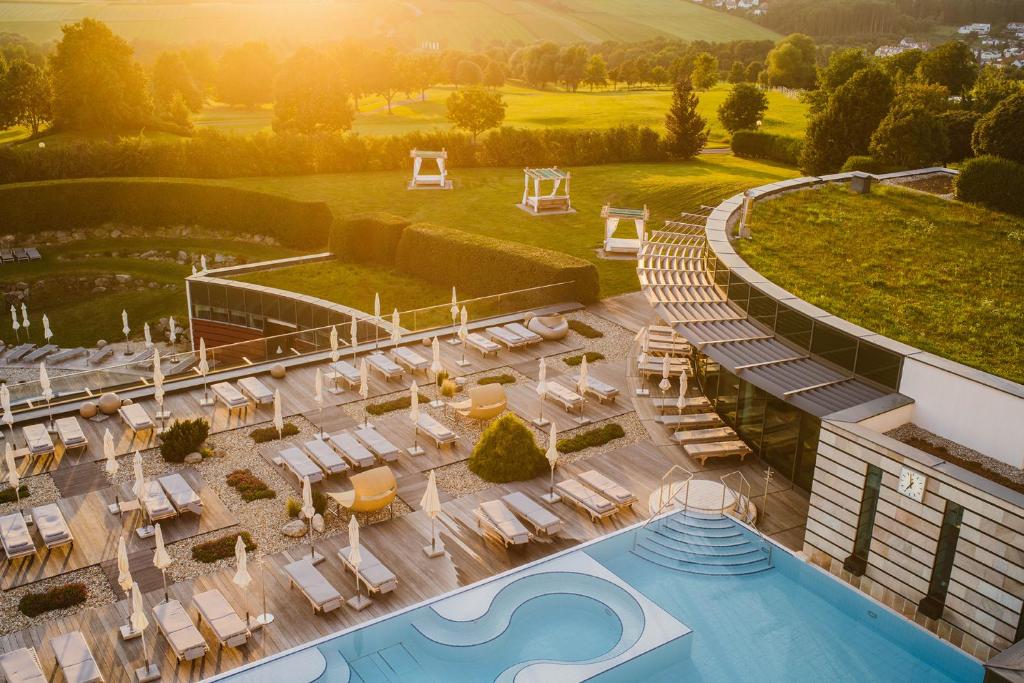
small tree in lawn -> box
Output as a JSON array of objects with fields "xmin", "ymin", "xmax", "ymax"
[
  {"xmin": 690, "ymin": 52, "xmax": 719, "ymax": 91},
  {"xmin": 468, "ymin": 414, "xmax": 547, "ymax": 483},
  {"xmin": 664, "ymin": 80, "xmax": 708, "ymax": 159},
  {"xmin": 870, "ymin": 104, "xmax": 949, "ymax": 169},
  {"xmin": 446, "ymin": 86, "xmax": 506, "ymax": 143},
  {"xmin": 718, "ymin": 83, "xmax": 768, "ymax": 133}
]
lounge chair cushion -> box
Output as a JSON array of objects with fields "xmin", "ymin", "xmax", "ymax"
[
  {"xmin": 502, "ymin": 491, "xmax": 562, "ymax": 535},
  {"xmin": 578, "ymin": 469, "xmax": 634, "ymax": 505},
  {"xmin": 144, "ymin": 480, "xmax": 177, "ymax": 519},
  {"xmin": 194, "ymin": 589, "xmax": 248, "ymax": 643},
  {"xmin": 556, "ymin": 479, "xmax": 615, "ymax": 516},
  {"xmin": 55, "ymin": 417, "xmax": 87, "ymax": 448},
  {"xmin": 238, "ymin": 377, "xmax": 274, "ymax": 403},
  {"xmin": 340, "ymin": 546, "xmax": 397, "ymax": 592},
  {"xmin": 479, "ymin": 500, "xmax": 530, "ymax": 544},
  {"xmin": 0, "ymin": 512, "xmax": 35, "ymax": 556},
  {"xmin": 153, "ymin": 600, "xmax": 207, "ymax": 658},
  {"xmin": 159, "ymin": 473, "xmax": 202, "ymax": 513},
  {"xmin": 304, "ymin": 439, "xmax": 349, "ymax": 474},
  {"xmin": 466, "ymin": 333, "xmax": 500, "ymax": 353},
  {"xmin": 32, "ymin": 503, "xmax": 71, "ymax": 546},
  {"xmin": 212, "ymin": 382, "xmax": 248, "ymax": 407},
  {"xmin": 22, "ymin": 424, "xmax": 54, "ymax": 455},
  {"xmin": 354, "ymin": 426, "xmax": 400, "ymax": 460},
  {"xmin": 285, "ymin": 560, "xmax": 341, "ymax": 608},
  {"xmin": 51, "ymin": 632, "xmax": 101, "ymax": 683},
  {"xmin": 120, "ymin": 403, "xmax": 153, "ymax": 430},
  {"xmin": 328, "ymin": 432, "xmax": 377, "ymax": 468},
  {"xmin": 279, "ymin": 447, "xmax": 324, "ymax": 482},
  {"xmin": 0, "ymin": 648, "xmax": 46, "ymax": 683}
]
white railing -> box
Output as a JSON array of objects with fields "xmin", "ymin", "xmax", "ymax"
[{"xmin": 721, "ymin": 470, "xmax": 773, "ymax": 566}]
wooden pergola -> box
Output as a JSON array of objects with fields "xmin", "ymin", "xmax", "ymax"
[
  {"xmin": 519, "ymin": 167, "xmax": 572, "ymax": 214},
  {"xmin": 601, "ymin": 204, "xmax": 649, "ymax": 255},
  {"xmin": 409, "ymin": 148, "xmax": 451, "ymax": 190}
]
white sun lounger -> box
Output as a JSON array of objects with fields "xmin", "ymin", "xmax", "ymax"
[
  {"xmin": 0, "ymin": 647, "xmax": 45, "ymax": 683},
  {"xmin": 153, "ymin": 599, "xmax": 209, "ymax": 662},
  {"xmin": 475, "ymin": 499, "xmax": 532, "ymax": 547},
  {"xmin": 50, "ymin": 631, "xmax": 103, "ymax": 683},
  {"xmin": 327, "ymin": 432, "xmax": 377, "ymax": 469},
  {"xmin": 503, "ymin": 322, "xmax": 542, "ymax": 345},
  {"xmin": 555, "ymin": 479, "xmax": 617, "ymax": 521},
  {"xmin": 367, "ymin": 353, "xmax": 404, "ymax": 381},
  {"xmin": 353, "ymin": 426, "xmax": 400, "ymax": 463},
  {"xmin": 651, "ymin": 396, "xmax": 712, "ymax": 414},
  {"xmin": 143, "ymin": 480, "xmax": 177, "ymax": 521},
  {"xmin": 285, "ymin": 559, "xmax": 343, "ymax": 614},
  {"xmin": 464, "ymin": 332, "xmax": 500, "ymax": 357},
  {"xmin": 303, "ymin": 439, "xmax": 350, "ymax": 476},
  {"xmin": 0, "ymin": 512, "xmax": 36, "ymax": 559},
  {"xmin": 392, "ymin": 346, "xmax": 429, "ymax": 374},
  {"xmin": 486, "ymin": 326, "xmax": 529, "ymax": 349},
  {"xmin": 278, "ymin": 447, "xmax": 324, "ymax": 484},
  {"xmin": 416, "ymin": 413, "xmax": 457, "ymax": 448},
  {"xmin": 683, "ymin": 440, "xmax": 752, "ymax": 466},
  {"xmin": 193, "ymin": 589, "xmax": 251, "ymax": 649},
  {"xmin": 55, "ymin": 416, "xmax": 89, "ymax": 455},
  {"xmin": 502, "ymin": 491, "xmax": 564, "ymax": 536},
  {"xmin": 328, "ymin": 360, "xmax": 361, "ymax": 388},
  {"xmin": 211, "ymin": 382, "xmax": 249, "ymax": 413},
  {"xmin": 119, "ymin": 403, "xmax": 154, "ymax": 435},
  {"xmin": 159, "ymin": 473, "xmax": 203, "ymax": 515},
  {"xmin": 337, "ymin": 545, "xmax": 398, "ymax": 594},
  {"xmin": 572, "ymin": 374, "xmax": 619, "ymax": 403},
  {"xmin": 659, "ymin": 412, "xmax": 724, "ymax": 429},
  {"xmin": 545, "ymin": 382, "xmax": 584, "ymax": 413},
  {"xmin": 578, "ymin": 469, "xmax": 637, "ymax": 509},
  {"xmin": 672, "ymin": 427, "xmax": 737, "ymax": 445},
  {"xmin": 22, "ymin": 423, "xmax": 54, "ymax": 458},
  {"xmin": 32, "ymin": 503, "xmax": 73, "ymax": 550},
  {"xmin": 238, "ymin": 376, "xmax": 274, "ymax": 405}
]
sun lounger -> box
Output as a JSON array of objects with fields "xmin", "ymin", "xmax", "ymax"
[
  {"xmin": 659, "ymin": 412, "xmax": 724, "ymax": 429},
  {"xmin": 50, "ymin": 632, "xmax": 102, "ymax": 683},
  {"xmin": 684, "ymin": 440, "xmax": 751, "ymax": 466},
  {"xmin": 637, "ymin": 354, "xmax": 690, "ymax": 377},
  {"xmin": 0, "ymin": 512, "xmax": 36, "ymax": 559},
  {"xmin": 672, "ymin": 426, "xmax": 736, "ymax": 445},
  {"xmin": 475, "ymin": 499, "xmax": 532, "ymax": 547},
  {"xmin": 5, "ymin": 344, "xmax": 35, "ymax": 362},
  {"xmin": 237, "ymin": 376, "xmax": 274, "ymax": 404},
  {"xmin": 502, "ymin": 491, "xmax": 564, "ymax": 536},
  {"xmin": 555, "ymin": 479, "xmax": 617, "ymax": 522},
  {"xmin": 572, "ymin": 374, "xmax": 619, "ymax": 403},
  {"xmin": 88, "ymin": 345, "xmax": 114, "ymax": 366},
  {"xmin": 353, "ymin": 425, "xmax": 400, "ymax": 463},
  {"xmin": 285, "ymin": 559, "xmax": 343, "ymax": 614},
  {"xmin": 503, "ymin": 322, "xmax": 543, "ymax": 345},
  {"xmin": 465, "ymin": 332, "xmax": 500, "ymax": 357},
  {"xmin": 143, "ymin": 480, "xmax": 178, "ymax": 521},
  {"xmin": 25, "ymin": 248, "xmax": 41, "ymax": 261},
  {"xmin": 327, "ymin": 432, "xmax": 377, "ymax": 469},
  {"xmin": 55, "ymin": 416, "xmax": 88, "ymax": 455},
  {"xmin": 486, "ymin": 325, "xmax": 529, "ymax": 349},
  {"xmin": 193, "ymin": 589, "xmax": 251, "ymax": 648},
  {"xmin": 159, "ymin": 473, "xmax": 203, "ymax": 515},
  {"xmin": 392, "ymin": 346, "xmax": 429, "ymax": 374},
  {"xmin": 153, "ymin": 599, "xmax": 209, "ymax": 662},
  {"xmin": 337, "ymin": 545, "xmax": 398, "ymax": 594},
  {"xmin": 303, "ymin": 438, "xmax": 350, "ymax": 476},
  {"xmin": 32, "ymin": 503, "xmax": 73, "ymax": 550},
  {"xmin": 23, "ymin": 344, "xmax": 58, "ymax": 363},
  {"xmin": 47, "ymin": 347, "xmax": 88, "ymax": 364},
  {"xmin": 651, "ymin": 396, "xmax": 712, "ymax": 414},
  {"xmin": 166, "ymin": 356, "xmax": 196, "ymax": 376},
  {"xmin": 0, "ymin": 647, "xmax": 45, "ymax": 683},
  {"xmin": 416, "ymin": 413, "xmax": 457, "ymax": 448},
  {"xmin": 578, "ymin": 469, "xmax": 637, "ymax": 509},
  {"xmin": 119, "ymin": 403, "xmax": 154, "ymax": 434},
  {"xmin": 22, "ymin": 423, "xmax": 55, "ymax": 458},
  {"xmin": 128, "ymin": 348, "xmax": 155, "ymax": 369},
  {"xmin": 545, "ymin": 382, "xmax": 584, "ymax": 413},
  {"xmin": 0, "ymin": 249, "xmax": 14, "ymax": 264},
  {"xmin": 278, "ymin": 447, "xmax": 324, "ymax": 483},
  {"xmin": 211, "ymin": 382, "xmax": 249, "ymax": 412},
  {"xmin": 367, "ymin": 352, "xmax": 404, "ymax": 381},
  {"xmin": 327, "ymin": 360, "xmax": 361, "ymax": 389},
  {"xmin": 13, "ymin": 248, "xmax": 28, "ymax": 261}
]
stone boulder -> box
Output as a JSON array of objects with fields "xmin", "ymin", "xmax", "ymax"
[
  {"xmin": 281, "ymin": 520, "xmax": 307, "ymax": 538},
  {"xmin": 184, "ymin": 452, "xmax": 203, "ymax": 465}
]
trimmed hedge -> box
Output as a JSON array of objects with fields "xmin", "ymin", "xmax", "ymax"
[
  {"xmin": 955, "ymin": 156, "xmax": 1024, "ymax": 216},
  {"xmin": 567, "ymin": 319, "xmax": 603, "ymax": 339},
  {"xmin": 0, "ymin": 484, "xmax": 29, "ymax": 504},
  {"xmin": 395, "ymin": 223, "xmax": 600, "ymax": 304},
  {"xmin": 478, "ymin": 373, "xmax": 516, "ymax": 385},
  {"xmin": 366, "ymin": 393, "xmax": 430, "ymax": 416},
  {"xmin": 840, "ymin": 156, "xmax": 893, "ymax": 174},
  {"xmin": 19, "ymin": 583, "xmax": 88, "ymax": 617},
  {"xmin": 563, "ymin": 351, "xmax": 605, "ymax": 366},
  {"xmin": 731, "ymin": 130, "xmax": 803, "ymax": 167},
  {"xmin": 250, "ymin": 422, "xmax": 300, "ymax": 443},
  {"xmin": 192, "ymin": 531, "xmax": 256, "ymax": 563},
  {"xmin": 330, "ymin": 212, "xmax": 411, "ymax": 265},
  {"xmin": 557, "ymin": 423, "xmax": 625, "ymax": 454},
  {"xmin": 0, "ymin": 179, "xmax": 332, "ymax": 250},
  {"xmin": 468, "ymin": 414, "xmax": 547, "ymax": 483},
  {"xmin": 159, "ymin": 418, "xmax": 210, "ymax": 463},
  {"xmin": 226, "ymin": 469, "xmax": 276, "ymax": 502}
]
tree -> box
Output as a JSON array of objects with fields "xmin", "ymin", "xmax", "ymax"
[
  {"xmin": 892, "ymin": 81, "xmax": 950, "ymax": 114},
  {"xmin": 917, "ymin": 41, "xmax": 978, "ymax": 97},
  {"xmin": 454, "ymin": 59, "xmax": 483, "ymax": 86},
  {"xmin": 745, "ymin": 60, "xmax": 763, "ymax": 83},
  {"xmin": 181, "ymin": 47, "xmax": 216, "ymax": 96},
  {"xmin": 870, "ymin": 105, "xmax": 949, "ymax": 168},
  {"xmin": 468, "ymin": 414, "xmax": 546, "ymax": 483},
  {"xmin": 216, "ymin": 42, "xmax": 276, "ymax": 107},
  {"xmin": 718, "ymin": 83, "xmax": 768, "ymax": 133},
  {"xmin": 558, "ymin": 45, "xmax": 588, "ymax": 92},
  {"xmin": 0, "ymin": 59, "xmax": 52, "ymax": 134},
  {"xmin": 152, "ymin": 52, "xmax": 203, "ymax": 114},
  {"xmin": 522, "ymin": 42, "xmax": 559, "ymax": 89},
  {"xmin": 483, "ymin": 61, "xmax": 505, "ymax": 88},
  {"xmin": 880, "ymin": 49, "xmax": 923, "ymax": 79},
  {"xmin": 690, "ymin": 52, "xmax": 718, "ymax": 90},
  {"xmin": 970, "ymin": 65, "xmax": 1024, "ymax": 114},
  {"xmin": 664, "ymin": 79, "xmax": 708, "ymax": 159},
  {"xmin": 365, "ymin": 48, "xmax": 404, "ymax": 113},
  {"xmin": 49, "ymin": 19, "xmax": 151, "ymax": 132},
  {"xmin": 937, "ymin": 109, "xmax": 979, "ymax": 162},
  {"xmin": 446, "ymin": 86, "xmax": 505, "ymax": 142},
  {"xmin": 972, "ymin": 93, "xmax": 1024, "ymax": 164},
  {"xmin": 763, "ymin": 33, "xmax": 817, "ymax": 89},
  {"xmin": 817, "ymin": 48, "xmax": 869, "ymax": 92},
  {"xmin": 650, "ymin": 65, "xmax": 669, "ymax": 89},
  {"xmin": 728, "ymin": 61, "xmax": 746, "ymax": 83},
  {"xmin": 272, "ymin": 47, "xmax": 353, "ymax": 134},
  {"xmin": 166, "ymin": 91, "xmax": 192, "ymax": 130},
  {"xmin": 582, "ymin": 54, "xmax": 607, "ymax": 91},
  {"xmin": 405, "ymin": 53, "xmax": 438, "ymax": 101}
]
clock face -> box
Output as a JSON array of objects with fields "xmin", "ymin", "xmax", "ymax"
[{"xmin": 898, "ymin": 467, "xmax": 926, "ymax": 502}]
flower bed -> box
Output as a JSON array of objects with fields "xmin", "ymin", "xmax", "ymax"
[{"xmin": 192, "ymin": 531, "xmax": 257, "ymax": 563}]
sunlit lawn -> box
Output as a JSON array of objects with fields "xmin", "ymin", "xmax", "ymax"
[{"xmin": 738, "ymin": 185, "xmax": 1024, "ymax": 383}]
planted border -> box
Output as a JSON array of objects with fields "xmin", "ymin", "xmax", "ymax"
[
  {"xmin": 19, "ymin": 583, "xmax": 88, "ymax": 617},
  {"xmin": 192, "ymin": 531, "xmax": 257, "ymax": 563},
  {"xmin": 557, "ymin": 423, "xmax": 626, "ymax": 453}
]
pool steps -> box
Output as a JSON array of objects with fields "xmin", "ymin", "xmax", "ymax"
[{"xmin": 631, "ymin": 510, "xmax": 773, "ymax": 576}]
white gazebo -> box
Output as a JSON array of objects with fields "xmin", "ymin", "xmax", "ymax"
[
  {"xmin": 408, "ymin": 149, "xmax": 451, "ymax": 190},
  {"xmin": 601, "ymin": 204, "xmax": 649, "ymax": 255},
  {"xmin": 519, "ymin": 167, "xmax": 573, "ymax": 215}
]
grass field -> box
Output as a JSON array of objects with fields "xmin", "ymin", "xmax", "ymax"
[
  {"xmin": 737, "ymin": 185, "xmax": 1024, "ymax": 384},
  {"xmin": 0, "ymin": 0, "xmax": 777, "ymax": 46}
]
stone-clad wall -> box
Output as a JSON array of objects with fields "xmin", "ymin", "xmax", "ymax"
[{"xmin": 803, "ymin": 419, "xmax": 1024, "ymax": 661}]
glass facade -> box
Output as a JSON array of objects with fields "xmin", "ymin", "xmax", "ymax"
[
  {"xmin": 919, "ymin": 501, "xmax": 964, "ymax": 619},
  {"xmin": 844, "ymin": 465, "xmax": 883, "ymax": 576}
]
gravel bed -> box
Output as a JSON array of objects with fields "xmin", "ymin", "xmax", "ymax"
[
  {"xmin": 550, "ymin": 310, "xmax": 634, "ymax": 368},
  {"xmin": 0, "ymin": 565, "xmax": 115, "ymax": 636},
  {"xmin": 0, "ymin": 473, "xmax": 59, "ymax": 516},
  {"xmin": 886, "ymin": 423, "xmax": 1024, "ymax": 488}
]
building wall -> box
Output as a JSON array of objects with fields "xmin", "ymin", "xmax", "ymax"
[{"xmin": 804, "ymin": 419, "xmax": 1024, "ymax": 661}]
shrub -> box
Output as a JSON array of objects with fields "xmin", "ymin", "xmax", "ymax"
[
  {"xmin": 731, "ymin": 130, "xmax": 802, "ymax": 166},
  {"xmin": 435, "ymin": 370, "xmax": 449, "ymax": 388},
  {"xmin": 567, "ymin": 319, "xmax": 603, "ymax": 339},
  {"xmin": 285, "ymin": 494, "xmax": 327, "ymax": 518},
  {"xmin": 330, "ymin": 212, "xmax": 410, "ymax": 265},
  {"xmin": 0, "ymin": 179, "xmax": 332, "ymax": 249},
  {"xmin": 0, "ymin": 484, "xmax": 29, "ymax": 504},
  {"xmin": 468, "ymin": 414, "xmax": 547, "ymax": 483},
  {"xmin": 557, "ymin": 423, "xmax": 626, "ymax": 454},
  {"xmin": 563, "ymin": 351, "xmax": 605, "ymax": 366},
  {"xmin": 937, "ymin": 109, "xmax": 979, "ymax": 163},
  {"xmin": 955, "ymin": 156, "xmax": 1024, "ymax": 216},
  {"xmin": 366, "ymin": 393, "xmax": 429, "ymax": 416},
  {"xmin": 286, "ymin": 498, "xmax": 302, "ymax": 518},
  {"xmin": 191, "ymin": 531, "xmax": 256, "ymax": 563},
  {"xmin": 19, "ymin": 583, "xmax": 88, "ymax": 617},
  {"xmin": 440, "ymin": 378, "xmax": 458, "ymax": 399},
  {"xmin": 249, "ymin": 422, "xmax": 300, "ymax": 443},
  {"xmin": 869, "ymin": 104, "xmax": 949, "ymax": 169},
  {"xmin": 971, "ymin": 92, "xmax": 1024, "ymax": 164},
  {"xmin": 160, "ymin": 418, "xmax": 210, "ymax": 463},
  {"xmin": 478, "ymin": 373, "xmax": 515, "ymax": 385},
  {"xmin": 717, "ymin": 83, "xmax": 768, "ymax": 134},
  {"xmin": 840, "ymin": 156, "xmax": 892, "ymax": 174},
  {"xmin": 226, "ymin": 469, "xmax": 276, "ymax": 502}
]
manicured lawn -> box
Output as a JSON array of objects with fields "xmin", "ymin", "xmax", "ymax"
[{"xmin": 738, "ymin": 185, "xmax": 1024, "ymax": 383}]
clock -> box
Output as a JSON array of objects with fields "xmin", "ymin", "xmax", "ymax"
[{"xmin": 897, "ymin": 466, "xmax": 927, "ymax": 502}]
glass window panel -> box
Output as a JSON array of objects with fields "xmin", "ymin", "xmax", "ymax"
[
  {"xmin": 855, "ymin": 341, "xmax": 902, "ymax": 391},
  {"xmin": 716, "ymin": 369, "xmax": 740, "ymax": 425},
  {"xmin": 810, "ymin": 324, "xmax": 857, "ymax": 372},
  {"xmin": 294, "ymin": 302, "xmax": 312, "ymax": 330},
  {"xmin": 776, "ymin": 304, "xmax": 812, "ymax": 351},
  {"xmin": 226, "ymin": 286, "xmax": 245, "ymax": 314},
  {"xmin": 244, "ymin": 289, "xmax": 262, "ymax": 318},
  {"xmin": 727, "ymin": 278, "xmax": 750, "ymax": 311},
  {"xmin": 188, "ymin": 281, "xmax": 210, "ymax": 318},
  {"xmin": 736, "ymin": 382, "xmax": 766, "ymax": 451},
  {"xmin": 795, "ymin": 415, "xmax": 821, "ymax": 491},
  {"xmin": 277, "ymin": 298, "xmax": 296, "ymax": 326},
  {"xmin": 747, "ymin": 287, "xmax": 777, "ymax": 330},
  {"xmin": 261, "ymin": 293, "xmax": 279, "ymax": 322},
  {"xmin": 762, "ymin": 395, "xmax": 800, "ymax": 480},
  {"xmin": 714, "ymin": 266, "xmax": 730, "ymax": 288}
]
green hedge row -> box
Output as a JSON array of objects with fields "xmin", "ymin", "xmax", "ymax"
[
  {"xmin": 192, "ymin": 531, "xmax": 256, "ymax": 563},
  {"xmin": 19, "ymin": 583, "xmax": 88, "ymax": 617},
  {"xmin": 955, "ymin": 156, "xmax": 1024, "ymax": 216},
  {"xmin": 557, "ymin": 422, "xmax": 626, "ymax": 454},
  {"xmin": 329, "ymin": 212, "xmax": 411, "ymax": 265},
  {"xmin": 731, "ymin": 130, "xmax": 803, "ymax": 167},
  {"xmin": 0, "ymin": 179, "xmax": 332, "ymax": 250}
]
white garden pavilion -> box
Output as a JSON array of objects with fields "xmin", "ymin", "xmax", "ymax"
[
  {"xmin": 601, "ymin": 204, "xmax": 649, "ymax": 255},
  {"xmin": 519, "ymin": 167, "xmax": 573, "ymax": 214},
  {"xmin": 408, "ymin": 149, "xmax": 451, "ymax": 190}
]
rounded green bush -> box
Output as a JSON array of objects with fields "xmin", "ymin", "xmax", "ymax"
[
  {"xmin": 468, "ymin": 414, "xmax": 547, "ymax": 483},
  {"xmin": 955, "ymin": 155, "xmax": 1024, "ymax": 216}
]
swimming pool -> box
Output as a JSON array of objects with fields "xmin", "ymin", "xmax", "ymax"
[{"xmin": 211, "ymin": 511, "xmax": 984, "ymax": 683}]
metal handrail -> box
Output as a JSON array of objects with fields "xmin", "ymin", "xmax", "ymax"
[
  {"xmin": 721, "ymin": 470, "xmax": 773, "ymax": 566},
  {"xmin": 642, "ymin": 464, "xmax": 695, "ymax": 531}
]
